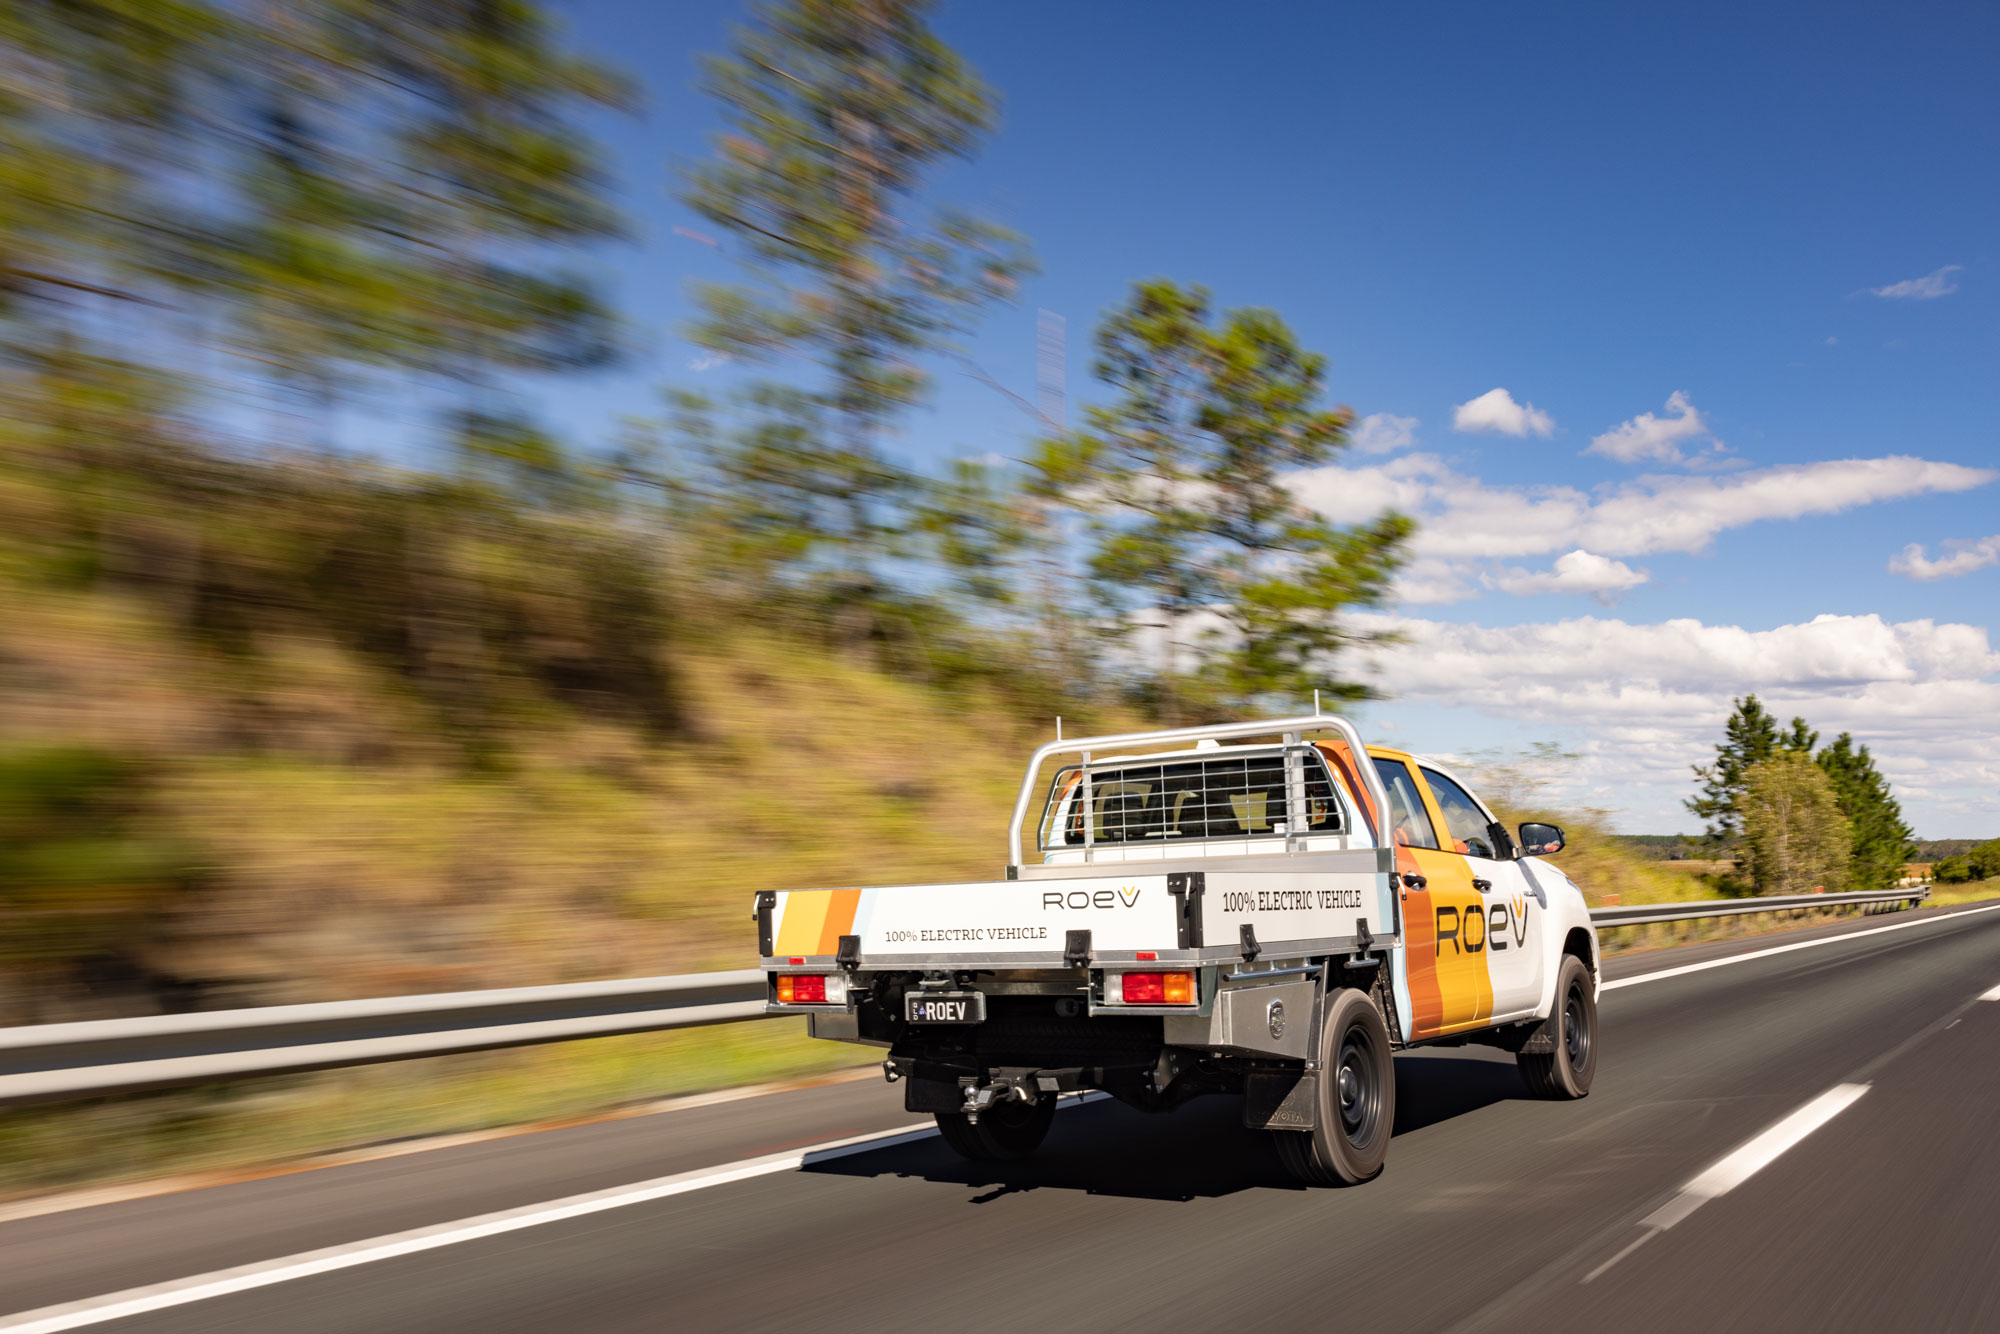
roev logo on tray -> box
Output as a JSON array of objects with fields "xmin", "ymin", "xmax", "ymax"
[{"xmin": 1041, "ymin": 885, "xmax": 1143, "ymax": 910}]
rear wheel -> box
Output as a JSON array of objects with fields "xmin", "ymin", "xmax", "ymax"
[
  {"xmin": 1519, "ymin": 953, "xmax": 1597, "ymax": 1099},
  {"xmin": 1274, "ymin": 987, "xmax": 1395, "ymax": 1186},
  {"xmin": 933, "ymin": 1096, "xmax": 1056, "ymax": 1161}
]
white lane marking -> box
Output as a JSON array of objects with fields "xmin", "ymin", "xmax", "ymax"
[
  {"xmin": 0, "ymin": 1097, "xmax": 1109, "ymax": 1334},
  {"xmin": 1980, "ymin": 982, "xmax": 2000, "ymax": 1002},
  {"xmin": 1582, "ymin": 1083, "xmax": 1869, "ymax": 1283},
  {"xmin": 1604, "ymin": 902, "xmax": 2000, "ymax": 992}
]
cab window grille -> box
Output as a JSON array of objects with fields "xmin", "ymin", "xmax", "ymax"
[{"xmin": 1038, "ymin": 751, "xmax": 1346, "ymax": 849}]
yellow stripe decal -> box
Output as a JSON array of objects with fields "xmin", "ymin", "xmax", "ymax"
[{"xmin": 773, "ymin": 891, "xmax": 832, "ymax": 957}]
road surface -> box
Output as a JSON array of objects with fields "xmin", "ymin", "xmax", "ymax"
[{"xmin": 4, "ymin": 900, "xmax": 1997, "ymax": 1333}]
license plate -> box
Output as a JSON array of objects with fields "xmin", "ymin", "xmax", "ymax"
[{"xmin": 905, "ymin": 991, "xmax": 985, "ymax": 1025}]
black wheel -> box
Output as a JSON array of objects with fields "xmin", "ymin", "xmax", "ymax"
[
  {"xmin": 1273, "ymin": 987, "xmax": 1395, "ymax": 1186},
  {"xmin": 1519, "ymin": 953, "xmax": 1597, "ymax": 1099},
  {"xmin": 933, "ymin": 1096, "xmax": 1056, "ymax": 1162}
]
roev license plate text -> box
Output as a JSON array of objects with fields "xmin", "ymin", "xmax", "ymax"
[{"xmin": 905, "ymin": 991, "xmax": 985, "ymax": 1025}]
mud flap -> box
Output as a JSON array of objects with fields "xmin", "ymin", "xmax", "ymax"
[{"xmin": 1243, "ymin": 1068, "xmax": 1318, "ymax": 1130}]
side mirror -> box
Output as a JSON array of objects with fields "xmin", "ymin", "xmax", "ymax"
[{"xmin": 1518, "ymin": 822, "xmax": 1566, "ymax": 856}]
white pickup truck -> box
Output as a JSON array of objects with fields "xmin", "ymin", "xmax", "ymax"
[{"xmin": 758, "ymin": 714, "xmax": 1599, "ymax": 1185}]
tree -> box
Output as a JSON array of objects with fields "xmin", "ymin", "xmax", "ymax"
[
  {"xmin": 1738, "ymin": 753, "xmax": 1852, "ymax": 896},
  {"xmin": 1932, "ymin": 839, "xmax": 2000, "ymax": 885},
  {"xmin": 1688, "ymin": 695, "xmax": 1812, "ymax": 840},
  {"xmin": 0, "ymin": 1, "xmax": 632, "ymax": 440},
  {"xmin": 679, "ymin": 0, "xmax": 1031, "ymax": 589},
  {"xmin": 1779, "ymin": 716, "xmax": 1819, "ymax": 755},
  {"xmin": 1815, "ymin": 733, "xmax": 1917, "ymax": 892},
  {"xmin": 1046, "ymin": 280, "xmax": 1412, "ymax": 719}
]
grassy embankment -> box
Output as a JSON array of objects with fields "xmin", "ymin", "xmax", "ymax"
[{"xmin": 0, "ymin": 621, "xmax": 1104, "ymax": 1198}]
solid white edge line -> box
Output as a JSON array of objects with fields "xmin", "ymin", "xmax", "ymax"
[
  {"xmin": 1980, "ymin": 982, "xmax": 2000, "ymax": 1002},
  {"xmin": 1603, "ymin": 901, "xmax": 2000, "ymax": 991},
  {"xmin": 0, "ymin": 1096, "xmax": 1102, "ymax": 1334}
]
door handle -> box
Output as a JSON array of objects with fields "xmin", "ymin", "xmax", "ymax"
[
  {"xmin": 1472, "ymin": 878, "xmax": 1493, "ymax": 893},
  {"xmin": 1401, "ymin": 873, "xmax": 1427, "ymax": 890}
]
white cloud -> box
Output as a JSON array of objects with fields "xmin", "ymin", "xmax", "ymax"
[
  {"xmin": 1355, "ymin": 612, "xmax": 2000, "ymax": 834},
  {"xmin": 1290, "ymin": 452, "xmax": 1996, "ymax": 607},
  {"xmin": 1870, "ymin": 265, "xmax": 1962, "ymax": 300},
  {"xmin": 1296, "ymin": 452, "xmax": 1992, "ymax": 561},
  {"xmin": 1351, "ymin": 412, "xmax": 1418, "ymax": 455},
  {"xmin": 1890, "ymin": 534, "xmax": 2000, "ymax": 581},
  {"xmin": 1587, "ymin": 391, "xmax": 1721, "ymax": 465},
  {"xmin": 1453, "ymin": 388, "xmax": 1554, "ymax": 438},
  {"xmin": 1489, "ymin": 550, "xmax": 1649, "ymax": 603}
]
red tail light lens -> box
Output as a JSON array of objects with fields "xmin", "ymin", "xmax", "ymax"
[
  {"xmin": 775, "ymin": 974, "xmax": 828, "ymax": 1004},
  {"xmin": 1118, "ymin": 972, "xmax": 1195, "ymax": 1005}
]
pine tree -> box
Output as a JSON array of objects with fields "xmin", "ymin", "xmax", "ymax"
[
  {"xmin": 1687, "ymin": 695, "xmax": 1781, "ymax": 840},
  {"xmin": 1049, "ymin": 280, "xmax": 1411, "ymax": 719},
  {"xmin": 1816, "ymin": 734, "xmax": 1917, "ymax": 892},
  {"xmin": 678, "ymin": 0, "xmax": 1031, "ymax": 594}
]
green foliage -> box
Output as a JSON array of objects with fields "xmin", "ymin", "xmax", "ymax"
[
  {"xmin": 1688, "ymin": 702, "xmax": 1918, "ymax": 891},
  {"xmin": 1687, "ymin": 695, "xmax": 1816, "ymax": 840},
  {"xmin": 1933, "ymin": 840, "xmax": 2000, "ymax": 885},
  {"xmin": 1815, "ymin": 733, "xmax": 1917, "ymax": 892},
  {"xmin": 0, "ymin": 747, "xmax": 187, "ymax": 975},
  {"xmin": 1043, "ymin": 280, "xmax": 1411, "ymax": 717},
  {"xmin": 0, "ymin": 0, "xmax": 629, "ymax": 430},
  {"xmin": 681, "ymin": 0, "xmax": 1031, "ymax": 439},
  {"xmin": 1738, "ymin": 753, "xmax": 1852, "ymax": 896},
  {"xmin": 676, "ymin": 0, "xmax": 1033, "ymax": 605}
]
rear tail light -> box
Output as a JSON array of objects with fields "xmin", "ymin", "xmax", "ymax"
[
  {"xmin": 774, "ymin": 974, "xmax": 844, "ymax": 1005},
  {"xmin": 1114, "ymin": 971, "xmax": 1195, "ymax": 1005}
]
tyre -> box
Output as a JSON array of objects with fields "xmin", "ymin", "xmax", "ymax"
[
  {"xmin": 1519, "ymin": 953, "xmax": 1597, "ymax": 1099},
  {"xmin": 1273, "ymin": 987, "xmax": 1396, "ymax": 1186},
  {"xmin": 933, "ymin": 1095, "xmax": 1056, "ymax": 1162}
]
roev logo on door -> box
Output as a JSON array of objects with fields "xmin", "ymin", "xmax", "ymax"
[{"xmin": 1436, "ymin": 895, "xmax": 1532, "ymax": 953}]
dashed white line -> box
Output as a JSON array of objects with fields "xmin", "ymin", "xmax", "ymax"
[
  {"xmin": 1604, "ymin": 902, "xmax": 2000, "ymax": 992},
  {"xmin": 1980, "ymin": 982, "xmax": 2000, "ymax": 1002},
  {"xmin": 1582, "ymin": 1083, "xmax": 1870, "ymax": 1283}
]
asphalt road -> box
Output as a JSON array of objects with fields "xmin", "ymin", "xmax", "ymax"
[{"xmin": 4, "ymin": 901, "xmax": 1998, "ymax": 1334}]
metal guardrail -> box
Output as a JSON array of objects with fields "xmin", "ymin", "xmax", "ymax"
[
  {"xmin": 0, "ymin": 971, "xmax": 765, "ymax": 1107},
  {"xmin": 1589, "ymin": 885, "xmax": 1929, "ymax": 929},
  {"xmin": 0, "ymin": 886, "xmax": 1935, "ymax": 1107}
]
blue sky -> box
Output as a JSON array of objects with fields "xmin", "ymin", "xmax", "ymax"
[{"xmin": 534, "ymin": 0, "xmax": 1998, "ymax": 836}]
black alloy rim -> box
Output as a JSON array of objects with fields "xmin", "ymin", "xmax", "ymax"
[
  {"xmin": 1335, "ymin": 1024, "xmax": 1385, "ymax": 1150},
  {"xmin": 1564, "ymin": 983, "xmax": 1592, "ymax": 1074}
]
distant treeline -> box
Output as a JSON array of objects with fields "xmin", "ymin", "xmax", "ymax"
[{"xmin": 1613, "ymin": 834, "xmax": 1983, "ymax": 865}]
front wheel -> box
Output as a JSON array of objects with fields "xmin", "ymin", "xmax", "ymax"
[
  {"xmin": 1273, "ymin": 987, "xmax": 1396, "ymax": 1186},
  {"xmin": 1519, "ymin": 953, "xmax": 1597, "ymax": 1099},
  {"xmin": 933, "ymin": 1096, "xmax": 1055, "ymax": 1161}
]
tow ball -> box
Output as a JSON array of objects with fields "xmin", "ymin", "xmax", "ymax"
[{"xmin": 958, "ymin": 1073, "xmax": 1038, "ymax": 1125}]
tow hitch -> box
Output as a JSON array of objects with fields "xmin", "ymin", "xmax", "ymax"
[{"xmin": 959, "ymin": 1071, "xmax": 1040, "ymax": 1124}]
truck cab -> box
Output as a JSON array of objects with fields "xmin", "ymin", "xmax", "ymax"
[{"xmin": 758, "ymin": 714, "xmax": 1599, "ymax": 1185}]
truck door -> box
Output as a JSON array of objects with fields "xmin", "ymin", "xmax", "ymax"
[
  {"xmin": 1372, "ymin": 757, "xmax": 1490, "ymax": 1037},
  {"xmin": 1417, "ymin": 764, "xmax": 1545, "ymax": 1023}
]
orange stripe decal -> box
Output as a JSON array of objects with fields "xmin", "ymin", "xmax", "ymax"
[{"xmin": 815, "ymin": 888, "xmax": 863, "ymax": 956}]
